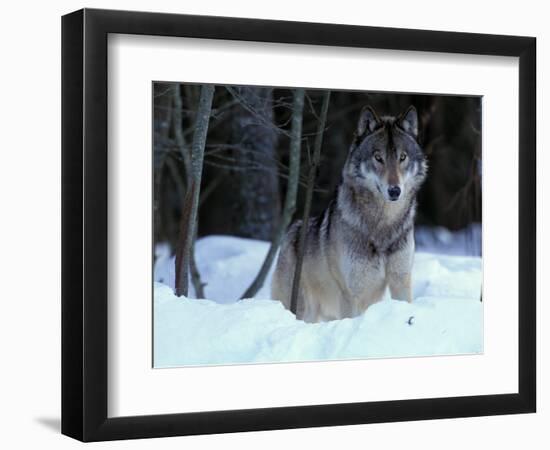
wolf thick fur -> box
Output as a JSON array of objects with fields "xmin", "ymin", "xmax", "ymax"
[{"xmin": 271, "ymin": 105, "xmax": 427, "ymax": 323}]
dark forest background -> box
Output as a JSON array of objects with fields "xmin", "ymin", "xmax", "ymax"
[{"xmin": 153, "ymin": 83, "xmax": 481, "ymax": 257}]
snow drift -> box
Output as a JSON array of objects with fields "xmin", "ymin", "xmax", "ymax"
[{"xmin": 154, "ymin": 235, "xmax": 483, "ymax": 367}]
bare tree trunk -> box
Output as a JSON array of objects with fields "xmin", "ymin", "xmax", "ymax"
[
  {"xmin": 230, "ymin": 86, "xmax": 280, "ymax": 240},
  {"xmin": 290, "ymin": 91, "xmax": 331, "ymax": 314},
  {"xmin": 240, "ymin": 88, "xmax": 305, "ymax": 299},
  {"xmin": 172, "ymin": 84, "xmax": 206, "ymax": 298},
  {"xmin": 175, "ymin": 85, "xmax": 215, "ymax": 297}
]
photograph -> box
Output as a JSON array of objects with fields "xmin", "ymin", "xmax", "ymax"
[{"xmin": 152, "ymin": 83, "xmax": 483, "ymax": 368}]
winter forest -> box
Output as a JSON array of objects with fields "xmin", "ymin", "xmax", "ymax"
[{"xmin": 152, "ymin": 83, "xmax": 483, "ymax": 367}]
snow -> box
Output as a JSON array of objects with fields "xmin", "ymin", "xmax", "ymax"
[
  {"xmin": 415, "ymin": 223, "xmax": 481, "ymax": 256},
  {"xmin": 153, "ymin": 233, "xmax": 482, "ymax": 368},
  {"xmin": 155, "ymin": 235, "xmax": 276, "ymax": 302}
]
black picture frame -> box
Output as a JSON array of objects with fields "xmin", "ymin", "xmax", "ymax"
[{"xmin": 62, "ymin": 8, "xmax": 536, "ymax": 442}]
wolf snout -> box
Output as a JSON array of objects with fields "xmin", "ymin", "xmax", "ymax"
[{"xmin": 387, "ymin": 185, "xmax": 401, "ymax": 201}]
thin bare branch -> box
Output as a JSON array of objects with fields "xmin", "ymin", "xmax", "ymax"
[
  {"xmin": 240, "ymin": 88, "xmax": 305, "ymax": 299},
  {"xmin": 226, "ymin": 86, "xmax": 293, "ymax": 138},
  {"xmin": 290, "ymin": 90, "xmax": 331, "ymax": 314}
]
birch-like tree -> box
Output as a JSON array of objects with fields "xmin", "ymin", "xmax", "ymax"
[
  {"xmin": 175, "ymin": 85, "xmax": 215, "ymax": 297},
  {"xmin": 172, "ymin": 84, "xmax": 206, "ymax": 298}
]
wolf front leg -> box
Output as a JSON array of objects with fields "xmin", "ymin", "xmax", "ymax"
[
  {"xmin": 387, "ymin": 231, "xmax": 415, "ymax": 302},
  {"xmin": 388, "ymin": 272, "xmax": 413, "ymax": 302}
]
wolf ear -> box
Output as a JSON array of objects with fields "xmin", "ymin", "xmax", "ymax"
[
  {"xmin": 397, "ymin": 105, "xmax": 418, "ymax": 138},
  {"xmin": 357, "ymin": 106, "xmax": 381, "ymax": 136}
]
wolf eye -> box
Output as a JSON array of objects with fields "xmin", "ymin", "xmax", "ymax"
[
  {"xmin": 399, "ymin": 153, "xmax": 407, "ymax": 162},
  {"xmin": 374, "ymin": 153, "xmax": 384, "ymax": 163}
]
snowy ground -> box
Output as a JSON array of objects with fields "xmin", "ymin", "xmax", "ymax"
[
  {"xmin": 415, "ymin": 224, "xmax": 481, "ymax": 256},
  {"xmin": 154, "ymin": 233, "xmax": 483, "ymax": 367}
]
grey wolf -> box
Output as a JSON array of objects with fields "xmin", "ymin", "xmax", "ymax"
[{"xmin": 271, "ymin": 105, "xmax": 427, "ymax": 323}]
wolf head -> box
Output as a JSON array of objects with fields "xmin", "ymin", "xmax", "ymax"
[{"xmin": 344, "ymin": 105, "xmax": 427, "ymax": 202}]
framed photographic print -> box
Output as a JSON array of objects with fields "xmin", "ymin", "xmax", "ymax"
[{"xmin": 62, "ymin": 8, "xmax": 536, "ymax": 442}]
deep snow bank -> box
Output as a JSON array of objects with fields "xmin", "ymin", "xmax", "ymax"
[{"xmin": 154, "ymin": 235, "xmax": 482, "ymax": 367}]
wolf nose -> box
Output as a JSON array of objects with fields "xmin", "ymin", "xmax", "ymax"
[{"xmin": 388, "ymin": 185, "xmax": 401, "ymax": 200}]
